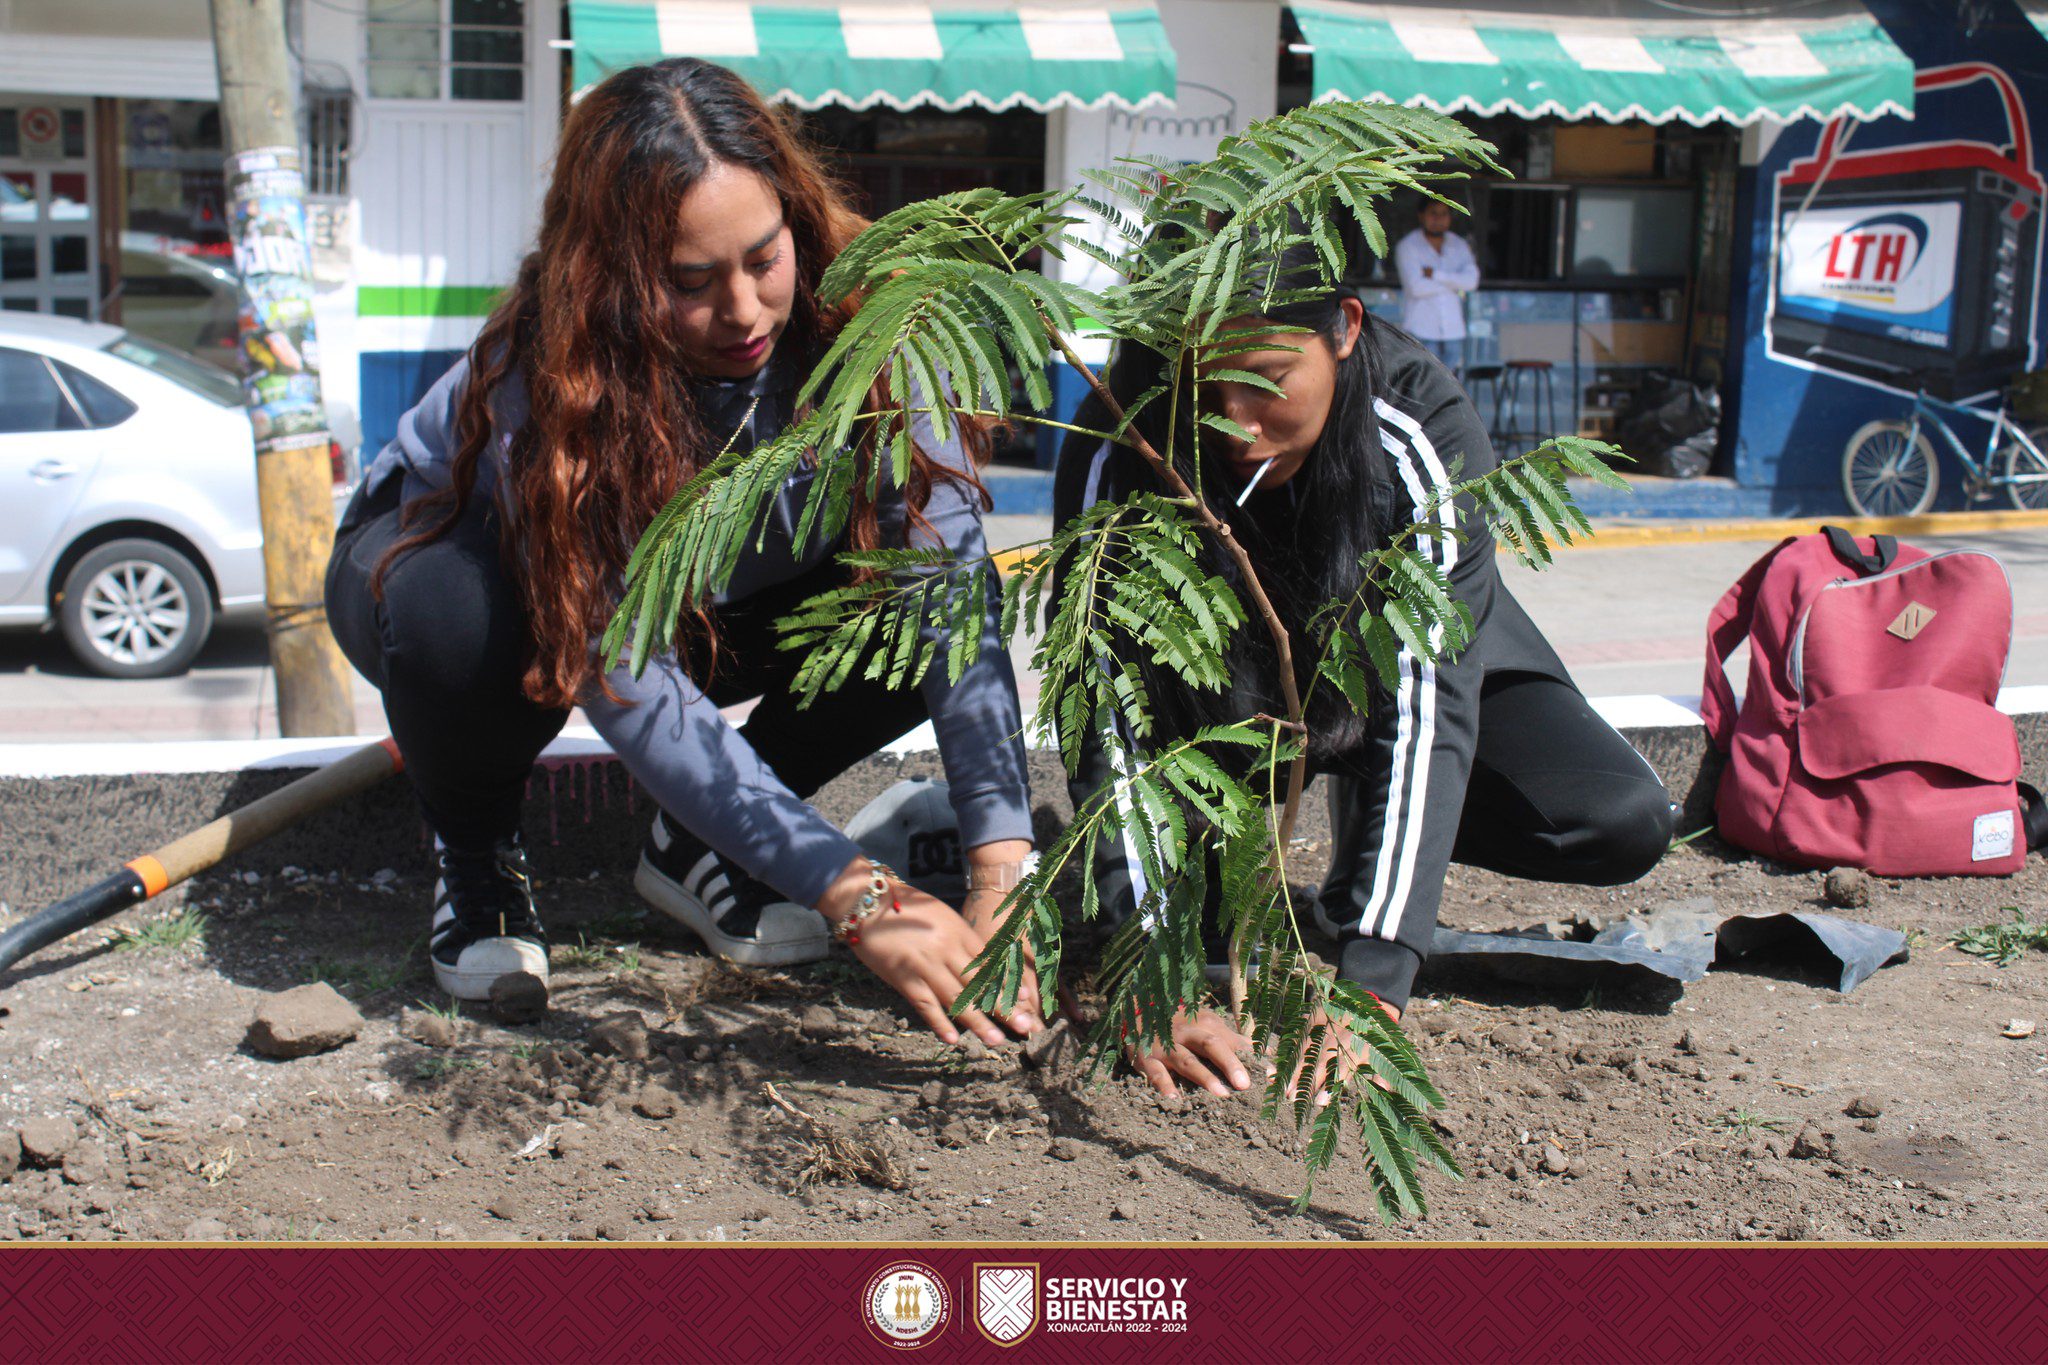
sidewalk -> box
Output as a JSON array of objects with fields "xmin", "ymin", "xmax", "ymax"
[{"xmin": 2, "ymin": 516, "xmax": 2044, "ymax": 743}]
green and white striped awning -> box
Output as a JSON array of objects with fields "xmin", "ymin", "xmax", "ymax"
[
  {"xmin": 1292, "ymin": 0, "xmax": 1915, "ymax": 126},
  {"xmin": 570, "ymin": 0, "xmax": 1177, "ymax": 111}
]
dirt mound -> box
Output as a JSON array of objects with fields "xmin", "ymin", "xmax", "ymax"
[{"xmin": 0, "ymin": 821, "xmax": 2043, "ymax": 1243}]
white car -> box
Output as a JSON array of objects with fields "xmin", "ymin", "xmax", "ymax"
[{"xmin": 0, "ymin": 313, "xmax": 296, "ymax": 677}]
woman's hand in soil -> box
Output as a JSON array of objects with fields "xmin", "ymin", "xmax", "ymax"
[
  {"xmin": 820, "ymin": 858, "xmax": 1041, "ymax": 1047},
  {"xmin": 1286, "ymin": 999, "xmax": 1400, "ymax": 1107},
  {"xmin": 1130, "ymin": 1007, "xmax": 1259, "ymax": 1099}
]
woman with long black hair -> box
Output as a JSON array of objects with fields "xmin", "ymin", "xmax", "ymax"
[
  {"xmin": 1055, "ymin": 235, "xmax": 1674, "ymax": 1098},
  {"xmin": 325, "ymin": 59, "xmax": 1040, "ymax": 1045}
]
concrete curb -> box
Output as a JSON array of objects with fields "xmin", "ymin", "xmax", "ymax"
[
  {"xmin": 1580, "ymin": 507, "xmax": 2048, "ymax": 551},
  {"xmin": 3, "ymin": 690, "xmax": 2044, "ymax": 922}
]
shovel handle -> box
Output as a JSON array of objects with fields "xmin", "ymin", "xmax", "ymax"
[{"xmin": 0, "ymin": 739, "xmax": 403, "ymax": 979}]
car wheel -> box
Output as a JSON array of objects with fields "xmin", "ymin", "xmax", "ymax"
[{"xmin": 57, "ymin": 538, "xmax": 214, "ymax": 679}]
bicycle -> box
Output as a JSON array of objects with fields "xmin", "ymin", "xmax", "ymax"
[{"xmin": 1841, "ymin": 385, "xmax": 2048, "ymax": 517}]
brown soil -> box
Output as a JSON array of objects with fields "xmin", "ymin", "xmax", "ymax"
[{"xmin": 2, "ymin": 766, "xmax": 2045, "ymax": 1244}]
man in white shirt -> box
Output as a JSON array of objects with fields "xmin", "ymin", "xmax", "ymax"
[{"xmin": 1394, "ymin": 200, "xmax": 1479, "ymax": 375}]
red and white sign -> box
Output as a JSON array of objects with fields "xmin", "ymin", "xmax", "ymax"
[{"xmin": 19, "ymin": 106, "xmax": 62, "ymax": 161}]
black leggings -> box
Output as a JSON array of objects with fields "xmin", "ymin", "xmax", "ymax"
[
  {"xmin": 324, "ymin": 480, "xmax": 929, "ymax": 851},
  {"xmin": 1319, "ymin": 669, "xmax": 1674, "ymax": 1005}
]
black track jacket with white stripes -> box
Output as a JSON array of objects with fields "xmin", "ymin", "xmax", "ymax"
[{"xmin": 1053, "ymin": 324, "xmax": 1570, "ymax": 1010}]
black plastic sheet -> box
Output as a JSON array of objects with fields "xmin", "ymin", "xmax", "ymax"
[{"xmin": 1428, "ymin": 897, "xmax": 1908, "ymax": 995}]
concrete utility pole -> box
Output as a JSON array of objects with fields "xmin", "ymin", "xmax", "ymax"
[{"xmin": 210, "ymin": 0, "xmax": 356, "ymax": 736}]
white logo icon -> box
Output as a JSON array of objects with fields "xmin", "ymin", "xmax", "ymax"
[{"xmin": 975, "ymin": 1264, "xmax": 1039, "ymax": 1345}]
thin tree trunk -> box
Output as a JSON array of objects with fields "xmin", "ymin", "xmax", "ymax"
[{"xmin": 1051, "ymin": 336, "xmax": 1310, "ymax": 1015}]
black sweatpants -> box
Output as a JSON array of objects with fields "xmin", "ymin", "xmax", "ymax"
[
  {"xmin": 1321, "ymin": 669, "xmax": 1673, "ymax": 1008},
  {"xmin": 324, "ymin": 479, "xmax": 930, "ymax": 853}
]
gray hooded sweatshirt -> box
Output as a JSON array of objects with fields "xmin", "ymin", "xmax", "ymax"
[{"xmin": 359, "ymin": 353, "xmax": 1033, "ymax": 908}]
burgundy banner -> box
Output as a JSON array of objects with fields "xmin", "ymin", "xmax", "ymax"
[{"xmin": 1, "ymin": 1244, "xmax": 2042, "ymax": 1363}]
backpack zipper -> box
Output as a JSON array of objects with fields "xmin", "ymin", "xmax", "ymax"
[{"xmin": 1787, "ymin": 549, "xmax": 2013, "ymax": 703}]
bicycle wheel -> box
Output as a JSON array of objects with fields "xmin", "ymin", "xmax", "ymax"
[
  {"xmin": 1842, "ymin": 420, "xmax": 1938, "ymax": 517},
  {"xmin": 1999, "ymin": 426, "xmax": 2048, "ymax": 510}
]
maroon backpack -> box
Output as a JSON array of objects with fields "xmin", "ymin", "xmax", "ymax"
[{"xmin": 1702, "ymin": 527, "xmax": 2039, "ymax": 877}]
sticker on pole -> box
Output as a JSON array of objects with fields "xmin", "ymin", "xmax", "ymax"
[{"xmin": 224, "ymin": 145, "xmax": 327, "ymax": 459}]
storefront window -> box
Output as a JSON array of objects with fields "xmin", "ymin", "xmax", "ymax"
[
  {"xmin": 368, "ymin": 0, "xmax": 526, "ymax": 102},
  {"xmin": 117, "ymin": 100, "xmax": 241, "ymax": 370},
  {"xmin": 803, "ymin": 108, "xmax": 1047, "ymax": 218},
  {"xmin": 0, "ymin": 99, "xmax": 95, "ymax": 319}
]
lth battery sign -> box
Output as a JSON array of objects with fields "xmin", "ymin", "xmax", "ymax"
[{"xmin": 1769, "ymin": 63, "xmax": 2042, "ymax": 401}]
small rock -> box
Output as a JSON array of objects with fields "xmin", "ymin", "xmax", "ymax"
[
  {"xmin": 400, "ymin": 1009, "xmax": 461, "ymax": 1049},
  {"xmin": 1110, "ymin": 1203, "xmax": 1135, "ymax": 1221},
  {"xmin": 371, "ymin": 868, "xmax": 399, "ymax": 886},
  {"xmin": 1843, "ymin": 1094, "xmax": 1884, "ymax": 1119},
  {"xmin": 182, "ymin": 1216, "xmax": 233, "ymax": 1241},
  {"xmin": 2002, "ymin": 1019, "xmax": 2036, "ymax": 1040},
  {"xmin": 489, "ymin": 973, "xmax": 550, "ymax": 1025},
  {"xmin": 1046, "ymin": 1138, "xmax": 1078, "ymax": 1162},
  {"xmin": 588, "ymin": 1011, "xmax": 651, "ymax": 1061},
  {"xmin": 433, "ymin": 1223, "xmax": 467, "ymax": 1241},
  {"xmin": 18, "ymin": 1118, "xmax": 76, "ymax": 1168},
  {"xmin": 643, "ymin": 1196, "xmax": 677, "ymax": 1222},
  {"xmin": 1540, "ymin": 1145, "xmax": 1570, "ymax": 1175},
  {"xmin": 633, "ymin": 1086, "xmax": 679, "ymax": 1121},
  {"xmin": 1566, "ymin": 1155, "xmax": 1588, "ymax": 1179},
  {"xmin": 247, "ymin": 983, "xmax": 363, "ymax": 1059},
  {"xmin": 918, "ymin": 1081, "xmax": 945, "ymax": 1110},
  {"xmin": 1676, "ymin": 1029, "xmax": 1700, "ymax": 1055},
  {"xmin": 799, "ymin": 1004, "xmax": 846, "ymax": 1039},
  {"xmin": 1822, "ymin": 867, "xmax": 1870, "ymax": 909},
  {"xmin": 487, "ymin": 1197, "xmax": 524, "ymax": 1221},
  {"xmin": 1789, "ymin": 1123, "xmax": 1835, "ymax": 1160},
  {"xmin": 1472, "ymin": 1211, "xmax": 1493, "ymax": 1228}
]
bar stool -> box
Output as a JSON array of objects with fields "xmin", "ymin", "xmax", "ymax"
[
  {"xmin": 1499, "ymin": 359, "xmax": 1559, "ymax": 449},
  {"xmin": 1462, "ymin": 360, "xmax": 1508, "ymax": 445}
]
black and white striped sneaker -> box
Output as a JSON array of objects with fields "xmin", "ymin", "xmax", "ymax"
[
  {"xmin": 430, "ymin": 836, "xmax": 550, "ymax": 1002},
  {"xmin": 633, "ymin": 811, "xmax": 830, "ymax": 966}
]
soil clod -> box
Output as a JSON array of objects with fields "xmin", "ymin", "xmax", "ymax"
[
  {"xmin": 246, "ymin": 983, "xmax": 363, "ymax": 1059},
  {"xmin": 18, "ymin": 1118, "xmax": 76, "ymax": 1169},
  {"xmin": 798, "ymin": 1004, "xmax": 846, "ymax": 1039},
  {"xmin": 588, "ymin": 1012, "xmax": 651, "ymax": 1061},
  {"xmin": 1822, "ymin": 867, "xmax": 1871, "ymax": 909},
  {"xmin": 633, "ymin": 1086, "xmax": 679, "ymax": 1121},
  {"xmin": 489, "ymin": 972, "xmax": 550, "ymax": 1024},
  {"xmin": 400, "ymin": 1009, "xmax": 460, "ymax": 1049},
  {"xmin": 1021, "ymin": 1019, "xmax": 1076, "ymax": 1072},
  {"xmin": 1844, "ymin": 1094, "xmax": 1884, "ymax": 1119}
]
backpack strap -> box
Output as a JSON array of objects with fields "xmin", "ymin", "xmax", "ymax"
[
  {"xmin": 1822, "ymin": 525, "xmax": 1899, "ymax": 576},
  {"xmin": 2021, "ymin": 780, "xmax": 2048, "ymax": 854},
  {"xmin": 1701, "ymin": 535, "xmax": 1798, "ymax": 752}
]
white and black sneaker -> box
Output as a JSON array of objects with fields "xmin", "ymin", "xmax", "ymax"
[
  {"xmin": 634, "ymin": 811, "xmax": 831, "ymax": 966},
  {"xmin": 430, "ymin": 836, "xmax": 550, "ymax": 1002}
]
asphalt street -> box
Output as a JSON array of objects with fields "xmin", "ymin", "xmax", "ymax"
[{"xmin": 0, "ymin": 514, "xmax": 2043, "ymax": 743}]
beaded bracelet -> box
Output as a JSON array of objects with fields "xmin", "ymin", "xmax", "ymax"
[{"xmin": 829, "ymin": 864, "xmax": 900, "ymax": 946}]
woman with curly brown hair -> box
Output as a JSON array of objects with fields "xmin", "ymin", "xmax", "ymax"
[{"xmin": 325, "ymin": 59, "xmax": 1039, "ymax": 1045}]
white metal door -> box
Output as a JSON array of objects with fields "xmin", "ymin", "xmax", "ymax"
[
  {"xmin": 0, "ymin": 99, "xmax": 97, "ymax": 321},
  {"xmin": 354, "ymin": 102, "xmax": 532, "ymax": 316}
]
